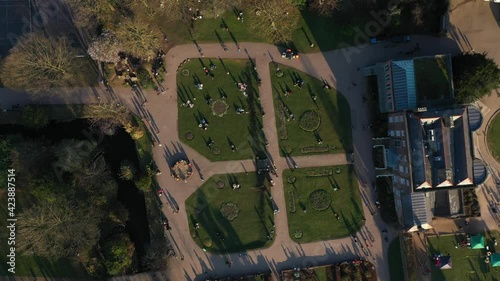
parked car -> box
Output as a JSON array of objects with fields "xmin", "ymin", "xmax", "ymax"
[
  {"xmin": 282, "ymin": 48, "xmax": 299, "ymax": 59},
  {"xmin": 390, "ymin": 35, "xmax": 411, "ymax": 43},
  {"xmin": 369, "ymin": 36, "xmax": 387, "ymax": 44}
]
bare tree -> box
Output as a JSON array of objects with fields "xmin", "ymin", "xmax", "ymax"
[
  {"xmin": 64, "ymin": 0, "xmax": 124, "ymax": 29},
  {"xmin": 17, "ymin": 198, "xmax": 101, "ymax": 258},
  {"xmin": 249, "ymin": 0, "xmax": 300, "ymax": 43},
  {"xmin": 130, "ymin": 0, "xmax": 182, "ymax": 23},
  {"xmin": 114, "ymin": 18, "xmax": 162, "ymax": 60},
  {"xmin": 141, "ymin": 243, "xmax": 169, "ymax": 271},
  {"xmin": 88, "ymin": 31, "xmax": 123, "ymax": 63},
  {"xmin": 413, "ymin": 5, "xmax": 424, "ymax": 25},
  {"xmin": 309, "ymin": 0, "xmax": 342, "ymax": 16},
  {"xmin": 0, "ymin": 34, "xmax": 81, "ymax": 94},
  {"xmin": 86, "ymin": 103, "xmax": 132, "ymax": 128}
]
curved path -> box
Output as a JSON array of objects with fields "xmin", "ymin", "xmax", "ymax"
[
  {"xmin": 0, "ymin": 33, "xmax": 489, "ymax": 281},
  {"xmin": 142, "ymin": 36, "xmax": 464, "ymax": 281}
]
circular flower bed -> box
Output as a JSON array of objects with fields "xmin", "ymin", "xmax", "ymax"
[
  {"xmin": 287, "ymin": 176, "xmax": 297, "ymax": 184},
  {"xmin": 181, "ymin": 69, "xmax": 190, "ymax": 76},
  {"xmin": 298, "ymin": 110, "xmax": 321, "ymax": 132},
  {"xmin": 276, "ymin": 69, "xmax": 284, "ymax": 77},
  {"xmin": 185, "ymin": 132, "xmax": 194, "ymax": 141},
  {"xmin": 309, "ymin": 189, "xmax": 331, "ymax": 211},
  {"xmin": 220, "ymin": 202, "xmax": 240, "ymax": 221},
  {"xmin": 211, "ymin": 146, "xmax": 221, "ymax": 155},
  {"xmin": 211, "ymin": 99, "xmax": 229, "ymax": 117},
  {"xmin": 216, "ymin": 180, "xmax": 225, "ymax": 189}
]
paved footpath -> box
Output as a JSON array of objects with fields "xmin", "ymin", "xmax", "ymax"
[{"xmin": 2, "ymin": 30, "xmax": 499, "ymax": 281}]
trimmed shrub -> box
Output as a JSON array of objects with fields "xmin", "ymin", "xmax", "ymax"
[{"xmin": 301, "ymin": 145, "xmax": 329, "ymax": 154}]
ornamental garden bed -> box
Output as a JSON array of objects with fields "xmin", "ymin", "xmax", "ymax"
[
  {"xmin": 185, "ymin": 172, "xmax": 275, "ymax": 253},
  {"xmin": 270, "ymin": 64, "xmax": 352, "ymax": 156},
  {"xmin": 283, "ymin": 165, "xmax": 364, "ymax": 242},
  {"xmin": 177, "ymin": 58, "xmax": 264, "ymax": 161}
]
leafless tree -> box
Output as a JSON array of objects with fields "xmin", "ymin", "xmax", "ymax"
[
  {"xmin": 413, "ymin": 5, "xmax": 424, "ymax": 25},
  {"xmin": 114, "ymin": 18, "xmax": 162, "ymax": 60},
  {"xmin": 88, "ymin": 31, "xmax": 123, "ymax": 63},
  {"xmin": 0, "ymin": 34, "xmax": 81, "ymax": 94},
  {"xmin": 249, "ymin": 0, "xmax": 300, "ymax": 43},
  {"xmin": 64, "ymin": 0, "xmax": 124, "ymax": 29},
  {"xmin": 17, "ymin": 198, "xmax": 101, "ymax": 258},
  {"xmin": 309, "ymin": 0, "xmax": 342, "ymax": 16}
]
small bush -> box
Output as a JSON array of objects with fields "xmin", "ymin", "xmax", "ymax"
[
  {"xmin": 185, "ymin": 132, "xmax": 194, "ymax": 141},
  {"xmin": 22, "ymin": 106, "xmax": 49, "ymax": 129},
  {"xmin": 135, "ymin": 172, "xmax": 152, "ymax": 192},
  {"xmin": 220, "ymin": 202, "xmax": 240, "ymax": 221},
  {"xmin": 301, "ymin": 145, "xmax": 329, "ymax": 154},
  {"xmin": 305, "ymin": 169, "xmax": 333, "ymax": 177},
  {"xmin": 137, "ymin": 68, "xmax": 155, "ymax": 89}
]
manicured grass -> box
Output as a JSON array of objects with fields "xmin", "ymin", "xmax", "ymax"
[
  {"xmin": 177, "ymin": 58, "xmax": 264, "ymax": 161},
  {"xmin": 427, "ymin": 232, "xmax": 500, "ymax": 281},
  {"xmin": 270, "ymin": 63, "xmax": 352, "ymax": 157},
  {"xmin": 388, "ymin": 237, "xmax": 405, "ymax": 281},
  {"xmin": 162, "ymin": 8, "xmax": 379, "ymax": 53},
  {"xmin": 0, "ymin": 191, "xmax": 87, "ymax": 277},
  {"xmin": 294, "ymin": 9, "xmax": 378, "ymax": 52},
  {"xmin": 487, "ymin": 113, "xmax": 500, "ymax": 163},
  {"xmin": 414, "ymin": 56, "xmax": 453, "ymax": 102},
  {"xmin": 185, "ymin": 172, "xmax": 275, "ymax": 253},
  {"xmin": 283, "ymin": 165, "xmax": 364, "ymax": 243}
]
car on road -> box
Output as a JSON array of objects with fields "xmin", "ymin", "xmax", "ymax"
[{"xmin": 390, "ymin": 35, "xmax": 411, "ymax": 43}]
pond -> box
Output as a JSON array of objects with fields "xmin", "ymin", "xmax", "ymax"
[{"xmin": 0, "ymin": 119, "xmax": 150, "ymax": 269}]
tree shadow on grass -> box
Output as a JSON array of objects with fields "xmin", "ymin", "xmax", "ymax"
[{"xmin": 317, "ymin": 88, "xmax": 353, "ymax": 153}]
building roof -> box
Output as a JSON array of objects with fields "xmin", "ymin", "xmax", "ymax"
[
  {"xmin": 402, "ymin": 192, "xmax": 432, "ymax": 228},
  {"xmin": 375, "ymin": 55, "xmax": 453, "ymax": 113},
  {"xmin": 406, "ymin": 107, "xmax": 475, "ymax": 191},
  {"xmin": 392, "ymin": 60, "xmax": 418, "ymax": 111}
]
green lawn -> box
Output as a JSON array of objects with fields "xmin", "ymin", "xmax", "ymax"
[
  {"xmin": 414, "ymin": 56, "xmax": 453, "ymax": 103},
  {"xmin": 177, "ymin": 58, "xmax": 265, "ymax": 161},
  {"xmin": 487, "ymin": 114, "xmax": 500, "ymax": 163},
  {"xmin": 388, "ymin": 237, "xmax": 405, "ymax": 281},
  {"xmin": 162, "ymin": 8, "xmax": 380, "ymax": 53},
  {"xmin": 283, "ymin": 165, "xmax": 364, "ymax": 243},
  {"xmin": 185, "ymin": 172, "xmax": 275, "ymax": 253},
  {"xmin": 270, "ymin": 63, "xmax": 352, "ymax": 157},
  {"xmin": 427, "ymin": 232, "xmax": 500, "ymax": 281},
  {"xmin": 0, "ymin": 191, "xmax": 87, "ymax": 277}
]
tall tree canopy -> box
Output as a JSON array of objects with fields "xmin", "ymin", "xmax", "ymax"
[
  {"xmin": 249, "ymin": 0, "xmax": 300, "ymax": 43},
  {"xmin": 0, "ymin": 34, "xmax": 81, "ymax": 94},
  {"xmin": 452, "ymin": 52, "xmax": 500, "ymax": 103}
]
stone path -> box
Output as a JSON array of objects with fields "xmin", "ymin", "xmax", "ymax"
[
  {"xmin": 121, "ymin": 36, "xmax": 463, "ymax": 281},
  {"xmin": 2, "ymin": 7, "xmax": 500, "ymax": 278}
]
